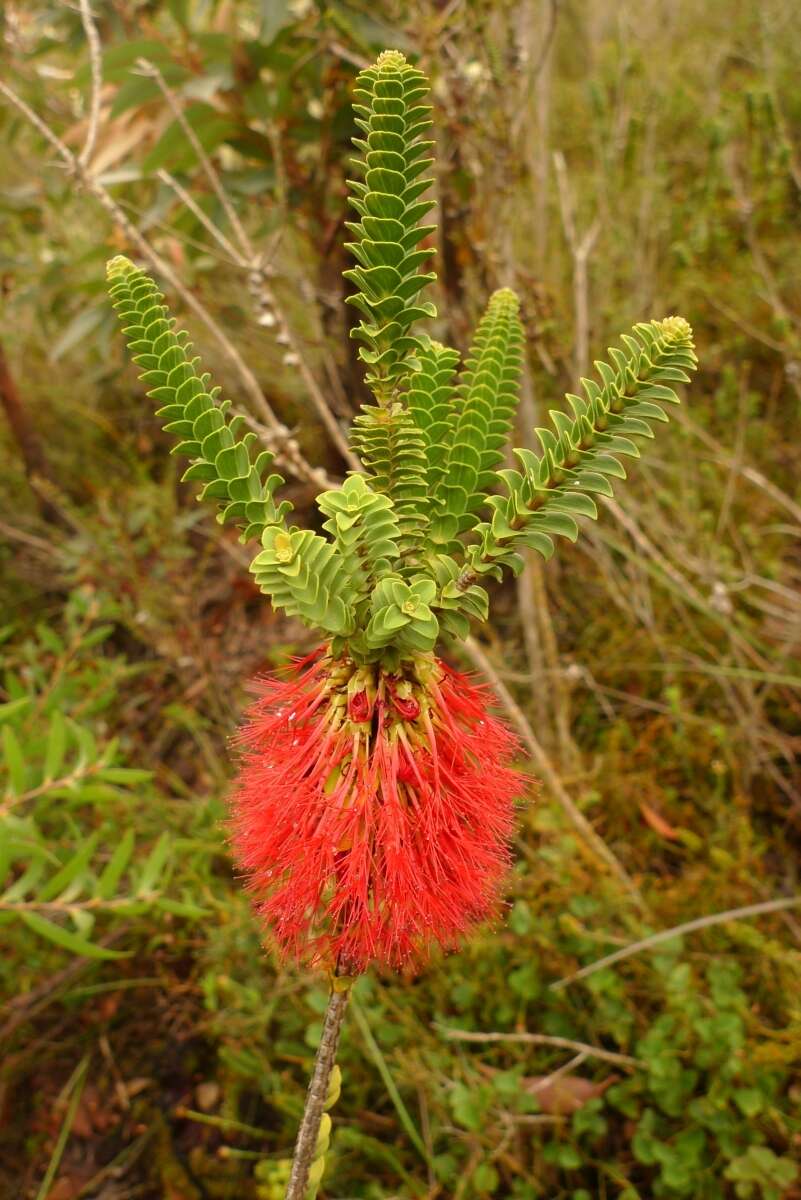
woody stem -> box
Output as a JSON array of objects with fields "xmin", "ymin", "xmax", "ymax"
[{"xmin": 284, "ymin": 982, "xmax": 351, "ymax": 1200}]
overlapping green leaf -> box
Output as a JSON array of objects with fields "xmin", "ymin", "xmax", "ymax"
[
  {"xmin": 405, "ymin": 337, "xmax": 460, "ymax": 495},
  {"xmin": 107, "ymin": 256, "xmax": 290, "ymax": 543},
  {"xmin": 431, "ymin": 289, "xmax": 524, "ymax": 545},
  {"xmin": 250, "ymin": 526, "xmax": 355, "ymax": 636},
  {"xmin": 350, "ymin": 401, "xmax": 429, "ymax": 550},
  {"xmin": 317, "ymin": 473, "xmax": 401, "ymax": 601},
  {"xmin": 462, "ymin": 316, "xmax": 699, "ymax": 579},
  {"xmin": 344, "ymin": 49, "xmax": 437, "ymax": 395}
]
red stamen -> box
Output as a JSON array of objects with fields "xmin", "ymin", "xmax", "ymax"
[{"xmin": 229, "ymin": 649, "xmax": 527, "ymax": 974}]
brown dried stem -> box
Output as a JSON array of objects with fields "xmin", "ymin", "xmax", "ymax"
[
  {"xmin": 550, "ymin": 895, "xmax": 801, "ymax": 991},
  {"xmin": 463, "ymin": 636, "xmax": 646, "ymax": 912},
  {"xmin": 284, "ymin": 983, "xmax": 350, "ymax": 1200}
]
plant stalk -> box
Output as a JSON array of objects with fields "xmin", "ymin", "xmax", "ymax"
[{"xmin": 284, "ymin": 982, "xmax": 351, "ymax": 1200}]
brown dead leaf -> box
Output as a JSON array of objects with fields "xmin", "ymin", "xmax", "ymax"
[
  {"xmin": 521, "ymin": 1073, "xmax": 618, "ymax": 1115},
  {"xmin": 639, "ymin": 801, "xmax": 680, "ymax": 840},
  {"xmin": 46, "ymin": 1177, "xmax": 84, "ymax": 1200},
  {"xmin": 126, "ymin": 1077, "xmax": 154, "ymax": 1099}
]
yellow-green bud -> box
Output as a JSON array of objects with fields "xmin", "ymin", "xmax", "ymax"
[
  {"xmin": 315, "ymin": 1112, "xmax": 332, "ymax": 1158},
  {"xmin": 306, "ymin": 1156, "xmax": 326, "ymax": 1190},
  {"xmin": 324, "ymin": 1064, "xmax": 342, "ymax": 1110}
]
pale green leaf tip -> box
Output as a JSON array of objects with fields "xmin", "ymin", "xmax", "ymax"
[
  {"xmin": 375, "ymin": 49, "xmax": 408, "ymax": 69},
  {"xmin": 490, "ymin": 287, "xmax": 521, "ymax": 309},
  {"xmin": 657, "ymin": 315, "xmax": 693, "ymax": 342},
  {"xmin": 106, "ymin": 255, "xmax": 136, "ymax": 281}
]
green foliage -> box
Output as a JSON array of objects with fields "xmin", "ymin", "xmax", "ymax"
[
  {"xmin": 105, "ymin": 54, "xmax": 696, "ymax": 667},
  {"xmin": 106, "ymin": 256, "xmax": 290, "ymax": 543},
  {"xmin": 250, "ymin": 525, "xmax": 355, "ymax": 637},
  {"xmin": 349, "ymin": 398, "xmax": 429, "ymax": 550},
  {"xmin": 405, "ymin": 337, "xmax": 461, "ymax": 497},
  {"xmin": 317, "ymin": 473, "xmax": 401, "ymax": 601},
  {"xmin": 0, "ymin": 591, "xmax": 205, "ymax": 962},
  {"xmin": 464, "ymin": 316, "xmax": 698, "ymax": 580},
  {"xmin": 431, "ymin": 288, "xmax": 524, "ymax": 546},
  {"xmin": 344, "ymin": 49, "xmax": 437, "ymax": 396},
  {"xmin": 362, "ymin": 573, "xmax": 438, "ymax": 655}
]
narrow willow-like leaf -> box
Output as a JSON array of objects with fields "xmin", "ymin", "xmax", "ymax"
[{"xmin": 21, "ymin": 912, "xmax": 130, "ymax": 960}]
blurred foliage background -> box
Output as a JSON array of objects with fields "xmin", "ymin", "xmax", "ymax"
[{"xmin": 2, "ymin": 1, "xmax": 801, "ymax": 1197}]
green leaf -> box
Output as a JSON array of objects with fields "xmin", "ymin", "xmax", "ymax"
[
  {"xmin": 39, "ymin": 833, "xmax": 100, "ymax": 902},
  {"xmin": 156, "ymin": 897, "xmax": 209, "ymax": 918},
  {"xmin": 432, "ymin": 289, "xmax": 523, "ymax": 542},
  {"xmin": 0, "ymin": 697, "xmax": 31, "ymax": 725},
  {"xmin": 346, "ymin": 50, "xmax": 437, "ymax": 396},
  {"xmin": 106, "ymin": 256, "xmax": 290, "ymax": 544},
  {"xmin": 96, "ymin": 828, "xmax": 136, "ymax": 900},
  {"xmin": 136, "ymin": 832, "xmax": 172, "ymax": 896},
  {"xmin": 21, "ymin": 913, "xmax": 130, "ymax": 959},
  {"xmin": 50, "ymin": 304, "xmax": 108, "ymax": 362},
  {"xmin": 143, "ymin": 104, "xmax": 240, "ymax": 173},
  {"xmin": 2, "ymin": 726, "xmax": 26, "ymax": 796},
  {"xmin": 465, "ymin": 316, "xmax": 698, "ymax": 578},
  {"xmin": 44, "ymin": 712, "xmax": 68, "ymax": 781},
  {"xmin": 95, "ymin": 766, "xmax": 154, "ymax": 785}
]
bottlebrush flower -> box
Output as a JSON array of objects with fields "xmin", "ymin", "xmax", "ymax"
[
  {"xmin": 230, "ymin": 649, "xmax": 524, "ymax": 974},
  {"xmin": 105, "ymin": 45, "xmax": 697, "ymax": 1198}
]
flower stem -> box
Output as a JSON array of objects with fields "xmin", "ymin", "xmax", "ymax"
[{"xmin": 284, "ymin": 981, "xmax": 351, "ymax": 1200}]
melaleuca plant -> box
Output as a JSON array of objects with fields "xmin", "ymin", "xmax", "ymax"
[{"xmin": 105, "ymin": 48, "xmax": 697, "ymax": 1200}]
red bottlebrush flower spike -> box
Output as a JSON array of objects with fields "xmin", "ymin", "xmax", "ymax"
[{"xmin": 230, "ymin": 649, "xmax": 525, "ymax": 974}]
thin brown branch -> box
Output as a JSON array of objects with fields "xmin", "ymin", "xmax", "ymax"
[
  {"xmin": 550, "ymin": 896, "xmax": 801, "ymax": 991},
  {"xmin": 0, "ymin": 76, "xmax": 330, "ymax": 489},
  {"xmin": 673, "ymin": 407, "xmax": 801, "ymax": 528},
  {"xmin": 437, "ymin": 1026, "xmax": 643, "ymax": 1069},
  {"xmin": 136, "ymin": 58, "xmax": 254, "ymax": 261},
  {"xmin": 463, "ymin": 636, "xmax": 647, "ymax": 911},
  {"xmin": 156, "ymin": 169, "xmax": 245, "ymax": 266},
  {"xmin": 285, "ymin": 983, "xmax": 350, "ymax": 1200},
  {"xmin": 77, "ymin": 0, "xmax": 102, "ymax": 168},
  {"xmin": 139, "ymin": 58, "xmax": 358, "ymax": 471},
  {"xmin": 553, "ymin": 150, "xmax": 601, "ymax": 381}
]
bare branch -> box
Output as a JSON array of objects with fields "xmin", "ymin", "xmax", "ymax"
[
  {"xmin": 156, "ymin": 169, "xmax": 246, "ymax": 267},
  {"xmin": 77, "ymin": 0, "xmax": 102, "ymax": 168},
  {"xmin": 437, "ymin": 1026, "xmax": 643, "ymax": 1069},
  {"xmin": 553, "ymin": 150, "xmax": 601, "ymax": 380},
  {"xmin": 139, "ymin": 58, "xmax": 359, "ymax": 471},
  {"xmin": 550, "ymin": 895, "xmax": 801, "ymax": 991},
  {"xmin": 463, "ymin": 636, "xmax": 647, "ymax": 911},
  {"xmin": 136, "ymin": 58, "xmax": 254, "ymax": 261},
  {"xmin": 0, "ymin": 77, "xmax": 330, "ymax": 488}
]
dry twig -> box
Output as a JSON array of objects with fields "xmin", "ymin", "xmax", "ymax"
[
  {"xmin": 437, "ymin": 1026, "xmax": 643, "ymax": 1069},
  {"xmin": 136, "ymin": 57, "xmax": 359, "ymax": 471},
  {"xmin": 463, "ymin": 636, "xmax": 646, "ymax": 911},
  {"xmin": 550, "ymin": 895, "xmax": 801, "ymax": 990}
]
